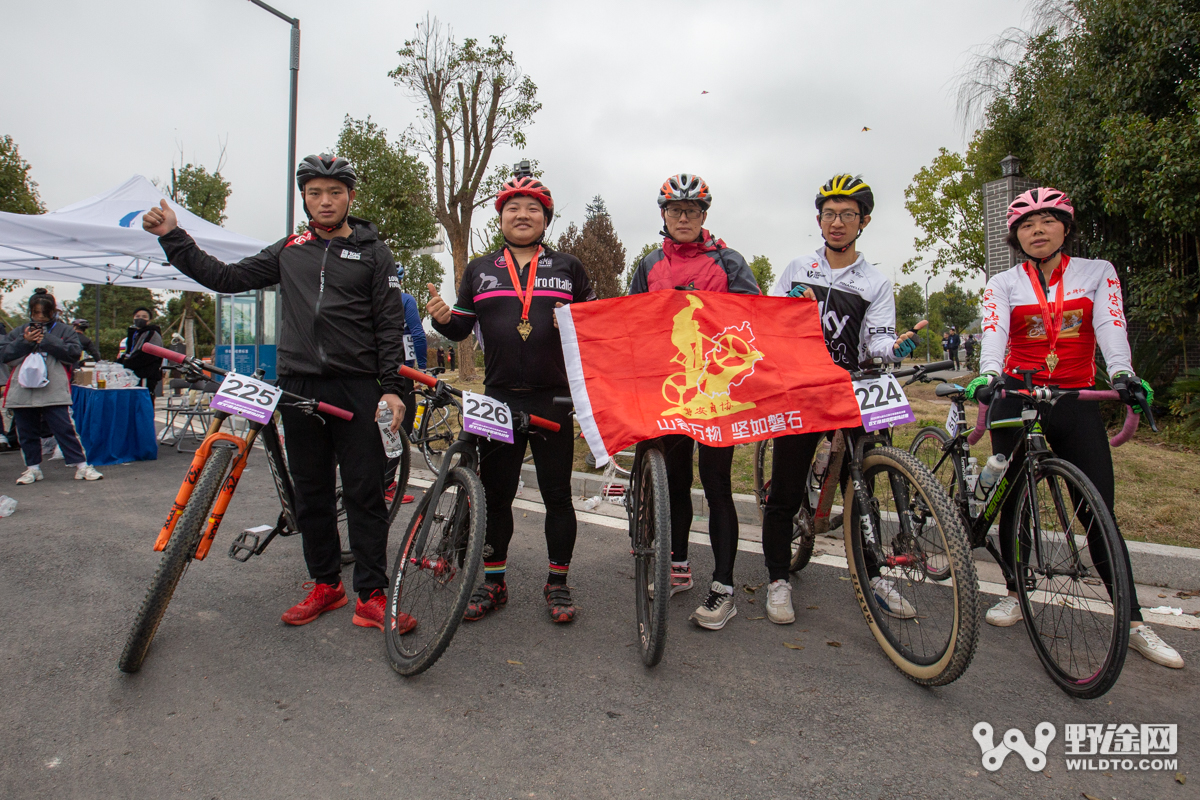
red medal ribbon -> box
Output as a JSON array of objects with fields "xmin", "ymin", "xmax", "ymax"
[
  {"xmin": 1022, "ymin": 256, "xmax": 1067, "ymax": 369},
  {"xmin": 503, "ymin": 246, "xmax": 542, "ymax": 322}
]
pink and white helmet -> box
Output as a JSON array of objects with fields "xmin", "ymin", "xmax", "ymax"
[{"xmin": 1007, "ymin": 187, "xmax": 1075, "ymax": 230}]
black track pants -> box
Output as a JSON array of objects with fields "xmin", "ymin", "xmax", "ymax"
[
  {"xmin": 989, "ymin": 375, "xmax": 1141, "ymax": 620},
  {"xmin": 661, "ymin": 435, "xmax": 739, "ymax": 587},
  {"xmin": 278, "ymin": 377, "xmax": 390, "ymax": 598},
  {"xmin": 477, "ymin": 387, "xmax": 577, "ymax": 569}
]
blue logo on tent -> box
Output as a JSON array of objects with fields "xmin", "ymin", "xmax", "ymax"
[{"xmin": 118, "ymin": 210, "xmax": 145, "ymax": 228}]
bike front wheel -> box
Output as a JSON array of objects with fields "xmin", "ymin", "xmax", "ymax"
[
  {"xmin": 119, "ymin": 444, "xmax": 236, "ymax": 673},
  {"xmin": 385, "ymin": 465, "xmax": 485, "ymax": 677},
  {"xmin": 1010, "ymin": 457, "xmax": 1130, "ymax": 699},
  {"xmin": 846, "ymin": 446, "xmax": 979, "ymax": 686},
  {"xmin": 419, "ymin": 402, "xmax": 459, "ymax": 474},
  {"xmin": 632, "ymin": 443, "xmax": 671, "ymax": 667}
]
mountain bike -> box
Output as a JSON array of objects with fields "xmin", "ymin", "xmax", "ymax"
[
  {"xmin": 908, "ymin": 369, "xmax": 1152, "ymax": 698},
  {"xmin": 335, "ymin": 445, "xmax": 411, "ymax": 564},
  {"xmin": 753, "ymin": 436, "xmax": 830, "ymax": 572},
  {"xmin": 385, "ymin": 366, "xmax": 561, "ymax": 676},
  {"xmin": 118, "ymin": 344, "xmax": 403, "ymax": 673},
  {"xmin": 812, "ymin": 359, "xmax": 979, "ymax": 686}
]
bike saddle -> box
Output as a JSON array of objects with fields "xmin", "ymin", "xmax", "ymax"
[{"xmin": 935, "ymin": 383, "xmax": 965, "ymax": 397}]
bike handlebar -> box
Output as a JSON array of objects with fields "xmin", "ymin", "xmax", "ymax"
[
  {"xmin": 141, "ymin": 343, "xmax": 355, "ymax": 421},
  {"xmin": 966, "ymin": 388, "xmax": 1138, "ymax": 447},
  {"xmin": 398, "ymin": 366, "xmax": 561, "ymax": 433}
]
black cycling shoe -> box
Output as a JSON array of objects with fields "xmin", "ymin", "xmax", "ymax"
[
  {"xmin": 544, "ymin": 584, "xmax": 576, "ymax": 624},
  {"xmin": 463, "ymin": 581, "xmax": 507, "ymax": 622}
]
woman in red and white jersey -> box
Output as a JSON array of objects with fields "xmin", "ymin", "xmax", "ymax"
[{"xmin": 965, "ymin": 187, "xmax": 1182, "ymax": 669}]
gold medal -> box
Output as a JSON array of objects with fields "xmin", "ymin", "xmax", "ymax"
[
  {"xmin": 517, "ymin": 319, "xmax": 532, "ymax": 340},
  {"xmin": 1045, "ymin": 350, "xmax": 1059, "ymax": 374}
]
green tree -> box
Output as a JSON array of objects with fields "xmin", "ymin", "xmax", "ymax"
[
  {"xmin": 626, "ymin": 242, "xmax": 658, "ymax": 292},
  {"xmin": 938, "ymin": 282, "xmax": 980, "ymax": 332},
  {"xmin": 169, "ymin": 163, "xmax": 231, "ymax": 226},
  {"xmin": 335, "ymin": 115, "xmax": 438, "ymax": 260},
  {"xmin": 902, "ymin": 146, "xmax": 985, "ymax": 282},
  {"xmin": 0, "ymin": 135, "xmax": 45, "ymax": 215},
  {"xmin": 556, "ymin": 196, "xmax": 627, "ymax": 299},
  {"xmin": 0, "ymin": 135, "xmax": 44, "ymax": 293},
  {"xmin": 68, "ymin": 285, "xmax": 158, "ymax": 359},
  {"xmin": 402, "ymin": 254, "xmax": 444, "ymax": 315},
  {"xmin": 748, "ymin": 255, "xmax": 773, "ymax": 293},
  {"xmin": 894, "ymin": 282, "xmax": 926, "ymax": 330}
]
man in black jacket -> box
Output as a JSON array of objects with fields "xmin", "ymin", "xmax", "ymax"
[
  {"xmin": 143, "ymin": 154, "xmax": 411, "ymax": 633},
  {"xmin": 117, "ymin": 308, "xmax": 164, "ymax": 394}
]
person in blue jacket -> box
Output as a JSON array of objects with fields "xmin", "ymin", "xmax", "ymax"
[{"xmin": 396, "ymin": 264, "xmax": 427, "ymax": 435}]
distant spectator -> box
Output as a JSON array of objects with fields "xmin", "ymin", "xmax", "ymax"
[
  {"xmin": 0, "ymin": 289, "xmax": 102, "ymax": 483},
  {"xmin": 948, "ymin": 327, "xmax": 961, "ymax": 369},
  {"xmin": 964, "ymin": 334, "xmax": 978, "ymax": 370},
  {"xmin": 71, "ymin": 319, "xmax": 102, "ymax": 364},
  {"xmin": 117, "ymin": 307, "xmax": 164, "ymax": 396},
  {"xmin": 447, "ymin": 346, "xmax": 456, "ymax": 371},
  {"xmin": 436, "ymin": 347, "xmax": 446, "ymax": 369}
]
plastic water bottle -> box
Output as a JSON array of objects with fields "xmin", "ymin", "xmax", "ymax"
[
  {"xmin": 974, "ymin": 453, "xmax": 1008, "ymax": 501},
  {"xmin": 377, "ymin": 401, "xmax": 403, "ymax": 458},
  {"xmin": 582, "ymin": 495, "xmax": 602, "ymax": 511},
  {"xmin": 0, "ymin": 496, "xmax": 16, "ymax": 517},
  {"xmin": 813, "ymin": 439, "xmax": 832, "ymax": 479},
  {"xmin": 965, "ymin": 458, "xmax": 982, "ymax": 517}
]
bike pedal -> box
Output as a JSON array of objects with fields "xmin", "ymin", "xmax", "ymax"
[{"xmin": 229, "ymin": 525, "xmax": 272, "ymax": 562}]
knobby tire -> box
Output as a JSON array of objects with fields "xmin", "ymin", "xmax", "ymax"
[
  {"xmin": 118, "ymin": 445, "xmax": 236, "ymax": 673},
  {"xmin": 633, "ymin": 445, "xmax": 671, "ymax": 667}
]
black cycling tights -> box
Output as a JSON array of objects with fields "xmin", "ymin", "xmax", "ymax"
[
  {"xmin": 990, "ymin": 375, "xmax": 1142, "ymax": 621},
  {"xmin": 661, "ymin": 435, "xmax": 739, "ymax": 587},
  {"xmin": 477, "ymin": 388, "xmax": 577, "ymax": 580}
]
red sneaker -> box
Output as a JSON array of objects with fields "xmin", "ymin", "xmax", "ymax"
[
  {"xmin": 401, "ymin": 495, "xmax": 415, "ymax": 504},
  {"xmin": 281, "ymin": 581, "xmax": 348, "ymax": 625},
  {"xmin": 352, "ymin": 587, "xmax": 391, "ymax": 633}
]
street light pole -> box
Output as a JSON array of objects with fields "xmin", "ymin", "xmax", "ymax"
[{"xmin": 247, "ymin": 0, "xmax": 299, "ymax": 238}]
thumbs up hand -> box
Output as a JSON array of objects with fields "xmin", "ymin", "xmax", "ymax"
[
  {"xmin": 427, "ymin": 283, "xmax": 451, "ymax": 324},
  {"xmin": 142, "ymin": 199, "xmax": 178, "ymax": 236}
]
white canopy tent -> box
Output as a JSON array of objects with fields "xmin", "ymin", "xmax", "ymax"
[{"xmin": 0, "ymin": 175, "xmax": 268, "ymax": 291}]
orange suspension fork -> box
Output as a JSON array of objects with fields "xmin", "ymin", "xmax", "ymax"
[
  {"xmin": 193, "ymin": 429, "xmax": 259, "ymax": 560},
  {"xmin": 154, "ymin": 429, "xmax": 250, "ymax": 552}
]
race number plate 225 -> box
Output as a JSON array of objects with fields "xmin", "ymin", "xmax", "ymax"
[
  {"xmin": 209, "ymin": 373, "xmax": 282, "ymax": 425},
  {"xmin": 853, "ymin": 373, "xmax": 915, "ymax": 432},
  {"xmin": 462, "ymin": 391, "xmax": 515, "ymax": 443}
]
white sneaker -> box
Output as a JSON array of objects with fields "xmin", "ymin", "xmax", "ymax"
[
  {"xmin": 690, "ymin": 582, "xmax": 737, "ymax": 630},
  {"xmin": 1129, "ymin": 624, "xmax": 1184, "ymax": 669},
  {"xmin": 985, "ymin": 596, "xmax": 1023, "ymax": 627},
  {"xmin": 766, "ymin": 579, "xmax": 795, "ymax": 624},
  {"xmin": 16, "ymin": 466, "xmax": 43, "ymax": 485},
  {"xmin": 871, "ymin": 576, "xmax": 916, "ymax": 619},
  {"xmin": 74, "ymin": 464, "xmax": 103, "ymax": 481}
]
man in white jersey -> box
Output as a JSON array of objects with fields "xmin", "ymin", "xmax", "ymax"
[{"xmin": 760, "ymin": 174, "xmax": 920, "ymax": 625}]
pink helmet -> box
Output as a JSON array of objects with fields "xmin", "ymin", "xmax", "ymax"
[{"xmin": 1007, "ymin": 187, "xmax": 1075, "ymax": 230}]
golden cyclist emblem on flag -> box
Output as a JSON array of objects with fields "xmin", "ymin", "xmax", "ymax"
[{"xmin": 661, "ymin": 294, "xmax": 765, "ymax": 418}]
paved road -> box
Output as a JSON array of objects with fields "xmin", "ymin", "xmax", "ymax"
[{"xmin": 0, "ymin": 450, "xmax": 1194, "ymax": 799}]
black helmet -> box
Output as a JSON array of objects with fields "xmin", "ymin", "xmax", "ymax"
[
  {"xmin": 71, "ymin": 318, "xmax": 89, "ymax": 329},
  {"xmin": 296, "ymin": 154, "xmax": 357, "ymax": 191},
  {"xmin": 816, "ymin": 174, "xmax": 874, "ymax": 216}
]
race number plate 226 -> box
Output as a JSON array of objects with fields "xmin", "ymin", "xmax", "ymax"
[
  {"xmin": 853, "ymin": 373, "xmax": 915, "ymax": 432},
  {"xmin": 209, "ymin": 373, "xmax": 282, "ymax": 425},
  {"xmin": 462, "ymin": 391, "xmax": 515, "ymax": 443}
]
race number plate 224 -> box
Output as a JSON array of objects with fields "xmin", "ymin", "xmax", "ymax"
[
  {"xmin": 462, "ymin": 391, "xmax": 515, "ymax": 443},
  {"xmin": 853, "ymin": 373, "xmax": 915, "ymax": 432},
  {"xmin": 209, "ymin": 373, "xmax": 282, "ymax": 425}
]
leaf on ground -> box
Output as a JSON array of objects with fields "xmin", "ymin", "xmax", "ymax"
[
  {"xmin": 743, "ymin": 582, "xmax": 765, "ymax": 594},
  {"xmin": 783, "ymin": 642, "xmax": 804, "ymax": 650},
  {"xmin": 826, "ymin": 641, "xmax": 842, "ymax": 647},
  {"xmin": 506, "ymin": 660, "xmax": 523, "ymax": 665},
  {"xmin": 605, "ymin": 711, "xmax": 622, "ymax": 718},
  {"xmin": 838, "ymin": 577, "xmax": 851, "ymax": 581},
  {"xmin": 1082, "ymin": 793, "xmax": 1103, "ymax": 800},
  {"xmin": 747, "ymin": 615, "xmax": 765, "ymax": 620},
  {"xmin": 807, "ymin": 605, "xmax": 820, "ymax": 610},
  {"xmin": 1177, "ymin": 772, "xmax": 1186, "ymax": 785}
]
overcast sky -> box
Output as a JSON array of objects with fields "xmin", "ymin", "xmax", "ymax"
[{"xmin": 2, "ymin": 0, "xmax": 1025, "ymax": 316}]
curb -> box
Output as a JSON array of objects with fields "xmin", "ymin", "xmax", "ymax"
[{"xmin": 525, "ymin": 463, "xmax": 1200, "ymax": 592}]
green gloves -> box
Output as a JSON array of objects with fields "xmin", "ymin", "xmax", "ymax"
[{"xmin": 965, "ymin": 372, "xmax": 999, "ymax": 403}]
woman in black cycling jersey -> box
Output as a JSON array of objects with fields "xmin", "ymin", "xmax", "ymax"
[{"xmin": 427, "ymin": 169, "xmax": 595, "ymax": 624}]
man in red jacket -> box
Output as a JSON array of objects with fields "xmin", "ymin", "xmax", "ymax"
[{"xmin": 627, "ymin": 174, "xmax": 759, "ymax": 631}]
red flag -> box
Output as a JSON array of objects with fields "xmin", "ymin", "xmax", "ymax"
[{"xmin": 556, "ymin": 291, "xmax": 861, "ymax": 462}]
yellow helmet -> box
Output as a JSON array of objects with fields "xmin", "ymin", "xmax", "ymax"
[{"xmin": 816, "ymin": 174, "xmax": 874, "ymax": 215}]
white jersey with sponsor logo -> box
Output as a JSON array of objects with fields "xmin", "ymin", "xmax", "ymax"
[{"xmin": 771, "ymin": 250, "xmax": 900, "ymax": 371}]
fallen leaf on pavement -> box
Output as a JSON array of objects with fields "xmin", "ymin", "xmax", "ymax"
[
  {"xmin": 826, "ymin": 641, "xmax": 842, "ymax": 647},
  {"xmin": 1178, "ymin": 772, "xmax": 1186, "ymax": 785},
  {"xmin": 1082, "ymin": 793, "xmax": 1103, "ymax": 800},
  {"xmin": 838, "ymin": 577, "xmax": 850, "ymax": 581},
  {"xmin": 747, "ymin": 616, "xmax": 765, "ymax": 620},
  {"xmin": 783, "ymin": 642, "xmax": 804, "ymax": 650},
  {"xmin": 743, "ymin": 582, "xmax": 765, "ymax": 594},
  {"xmin": 807, "ymin": 605, "xmax": 819, "ymax": 610},
  {"xmin": 507, "ymin": 660, "xmax": 523, "ymax": 665}
]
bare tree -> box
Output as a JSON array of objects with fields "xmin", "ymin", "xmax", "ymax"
[{"xmin": 391, "ymin": 16, "xmax": 541, "ymax": 378}]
